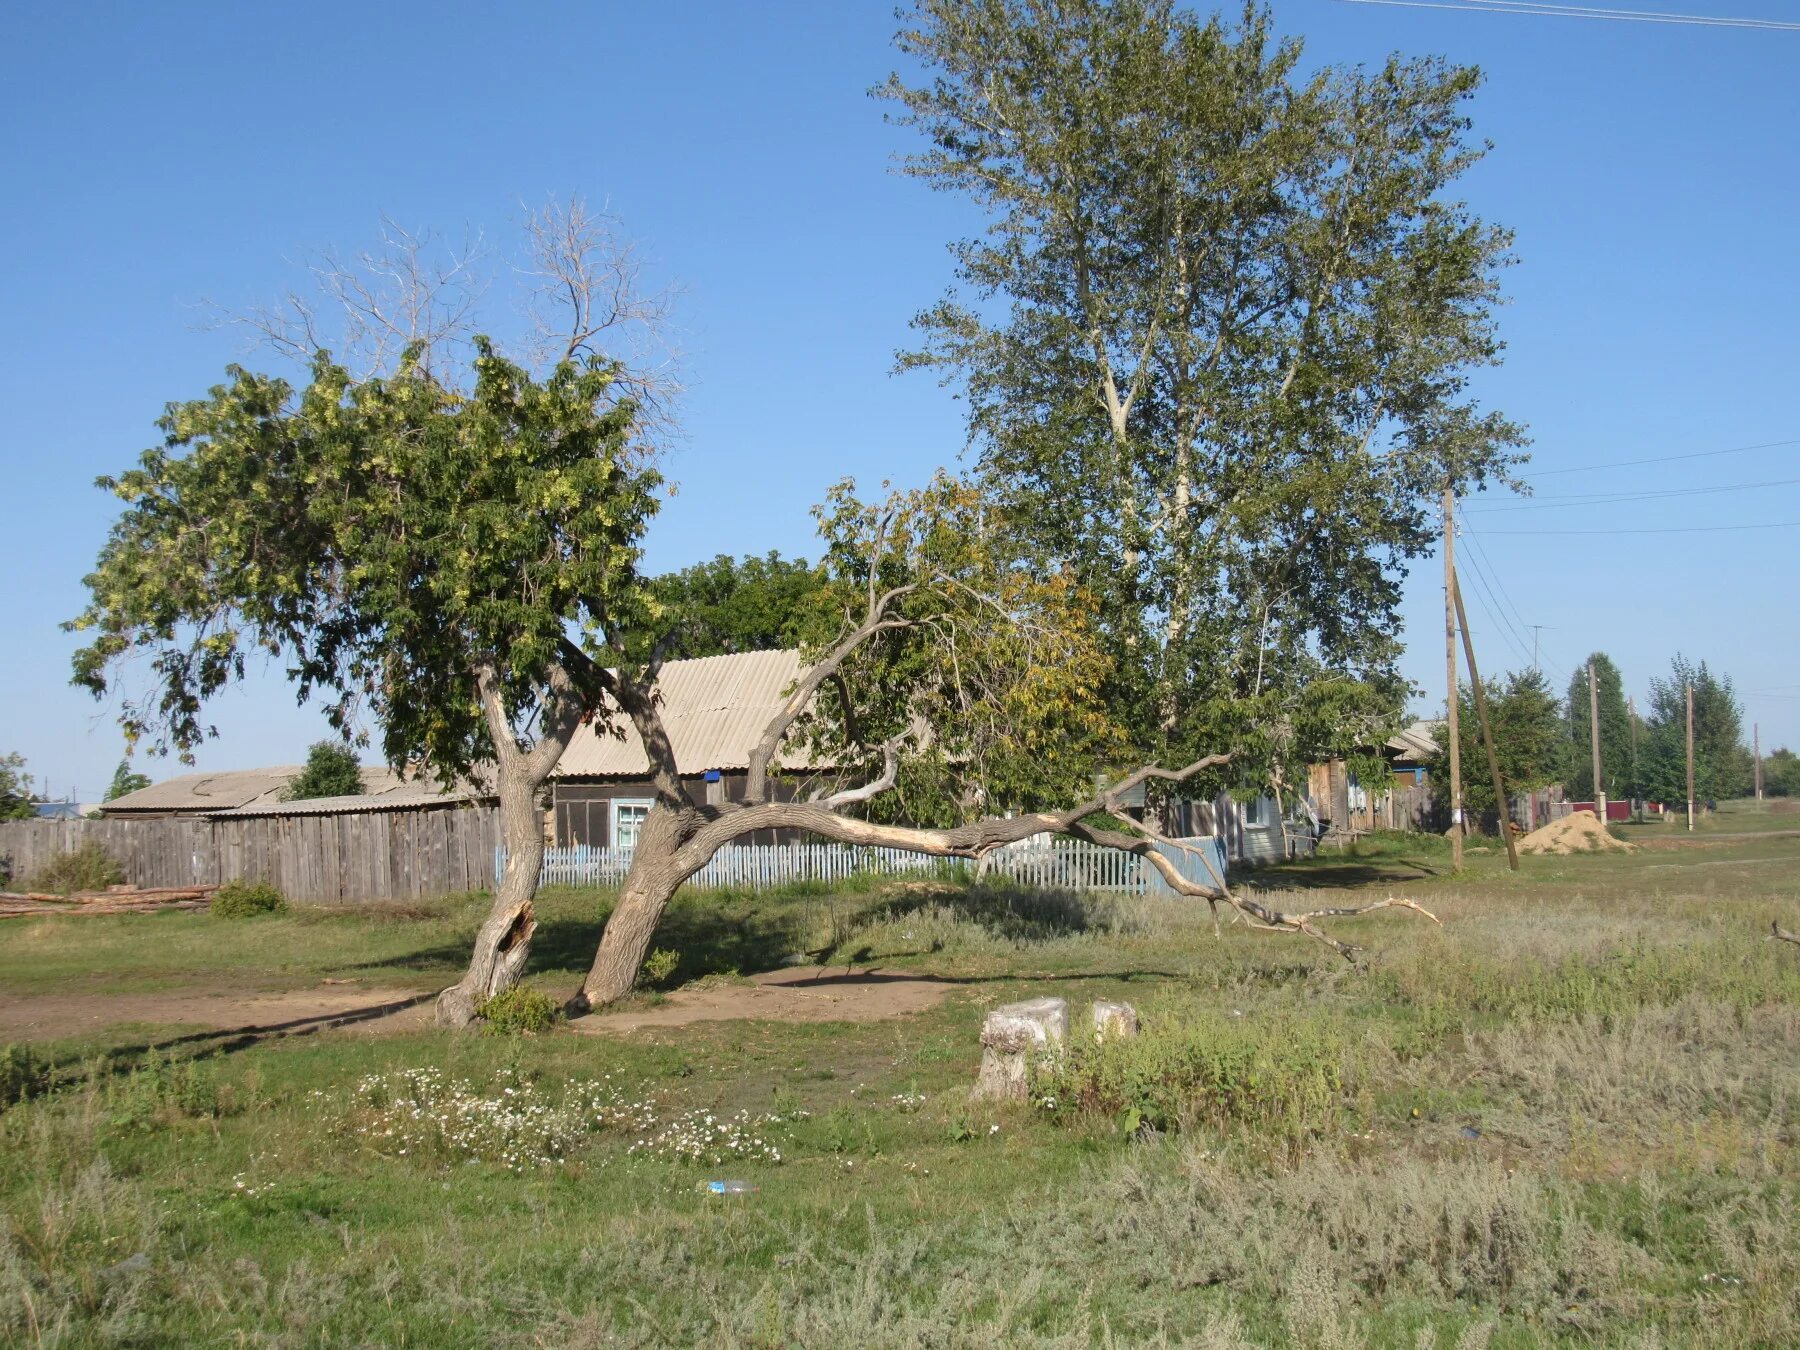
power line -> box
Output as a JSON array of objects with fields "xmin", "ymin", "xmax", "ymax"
[
  {"xmin": 1456, "ymin": 510, "xmax": 1572, "ymax": 684},
  {"xmin": 1465, "ymin": 474, "xmax": 1800, "ymax": 512},
  {"xmin": 1476, "ymin": 520, "xmax": 1800, "ymax": 535},
  {"xmin": 1335, "ymin": 0, "xmax": 1800, "ymax": 30},
  {"xmin": 1524, "ymin": 435, "xmax": 1800, "ymax": 478}
]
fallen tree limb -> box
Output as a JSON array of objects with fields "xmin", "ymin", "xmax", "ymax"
[{"xmin": 1771, "ymin": 921, "xmax": 1800, "ymax": 947}]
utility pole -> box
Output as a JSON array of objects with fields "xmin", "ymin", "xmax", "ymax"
[
  {"xmin": 1452, "ymin": 573, "xmax": 1520, "ymax": 871},
  {"xmin": 1686, "ymin": 681, "xmax": 1696, "ymax": 832},
  {"xmin": 1588, "ymin": 660, "xmax": 1607, "ymax": 826},
  {"xmin": 1443, "ymin": 486, "xmax": 1463, "ymax": 871},
  {"xmin": 1628, "ymin": 695, "xmax": 1640, "ymax": 818},
  {"xmin": 1754, "ymin": 723, "xmax": 1763, "ymax": 801}
]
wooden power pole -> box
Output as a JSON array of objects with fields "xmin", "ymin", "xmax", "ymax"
[
  {"xmin": 1755, "ymin": 723, "xmax": 1763, "ymax": 801},
  {"xmin": 1588, "ymin": 659, "xmax": 1606, "ymax": 826},
  {"xmin": 1686, "ymin": 681, "xmax": 1696, "ymax": 832},
  {"xmin": 1443, "ymin": 487, "xmax": 1463, "ymax": 870},
  {"xmin": 1452, "ymin": 573, "xmax": 1520, "ymax": 871}
]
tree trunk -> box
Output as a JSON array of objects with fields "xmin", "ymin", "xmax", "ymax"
[
  {"xmin": 435, "ymin": 764, "xmax": 545, "ymax": 1028},
  {"xmin": 577, "ymin": 806, "xmax": 689, "ymax": 1010}
]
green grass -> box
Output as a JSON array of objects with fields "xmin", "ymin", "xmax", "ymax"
[{"xmin": 5, "ymin": 799, "xmax": 1800, "ymax": 1345}]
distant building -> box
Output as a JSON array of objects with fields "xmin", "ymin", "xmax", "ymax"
[{"xmin": 99, "ymin": 765, "xmax": 487, "ymax": 819}]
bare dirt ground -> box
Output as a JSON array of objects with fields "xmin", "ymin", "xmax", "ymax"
[
  {"xmin": 568, "ymin": 966, "xmax": 960, "ymax": 1035},
  {"xmin": 0, "ymin": 985, "xmax": 435, "ymax": 1041},
  {"xmin": 0, "ymin": 967, "xmax": 961, "ymax": 1042}
]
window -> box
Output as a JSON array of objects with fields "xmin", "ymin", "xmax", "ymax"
[
  {"xmin": 611, "ymin": 798, "xmax": 653, "ymax": 852},
  {"xmin": 1243, "ymin": 795, "xmax": 1275, "ymax": 829}
]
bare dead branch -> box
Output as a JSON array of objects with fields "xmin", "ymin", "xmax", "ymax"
[
  {"xmin": 811, "ymin": 736, "xmax": 907, "ymax": 809},
  {"xmin": 1772, "ymin": 920, "xmax": 1800, "ymax": 947}
]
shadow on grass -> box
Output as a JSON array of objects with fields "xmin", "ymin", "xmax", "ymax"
[{"xmin": 1239, "ymin": 860, "xmax": 1440, "ymax": 890}]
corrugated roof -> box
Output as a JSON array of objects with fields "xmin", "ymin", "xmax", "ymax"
[
  {"xmin": 101, "ymin": 764, "xmax": 484, "ymax": 815},
  {"xmin": 1386, "ymin": 719, "xmax": 1445, "ymax": 761},
  {"xmin": 557, "ymin": 648, "xmax": 827, "ymax": 777},
  {"xmin": 209, "ymin": 787, "xmax": 487, "ymax": 818}
]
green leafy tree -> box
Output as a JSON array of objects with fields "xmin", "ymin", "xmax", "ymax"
[
  {"xmin": 1639, "ymin": 656, "xmax": 1749, "ymax": 807},
  {"xmin": 1563, "ymin": 653, "xmax": 1635, "ymax": 801},
  {"xmin": 0, "ymin": 752, "xmax": 35, "ymax": 821},
  {"xmin": 104, "ymin": 759, "xmax": 152, "ymax": 802},
  {"xmin": 1764, "ymin": 747, "xmax": 1800, "ymax": 798},
  {"xmin": 1429, "ymin": 667, "xmax": 1562, "ymax": 824},
  {"xmin": 646, "ymin": 551, "xmax": 832, "ymax": 659},
  {"xmin": 284, "ymin": 740, "xmax": 365, "ymax": 801},
  {"xmin": 881, "ymin": 0, "xmax": 1525, "ymax": 798}
]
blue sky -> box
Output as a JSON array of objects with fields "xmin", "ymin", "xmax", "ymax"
[{"xmin": 2, "ymin": 0, "xmax": 1796, "ymax": 802}]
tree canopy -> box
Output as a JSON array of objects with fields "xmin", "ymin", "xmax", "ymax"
[
  {"xmin": 646, "ymin": 551, "xmax": 832, "ymax": 659},
  {"xmin": 1640, "ymin": 655, "xmax": 1748, "ymax": 806},
  {"xmin": 0, "ymin": 752, "xmax": 34, "ymax": 821},
  {"xmin": 1563, "ymin": 653, "xmax": 1635, "ymax": 801},
  {"xmin": 104, "ymin": 760, "xmax": 151, "ymax": 802},
  {"xmin": 285, "ymin": 740, "xmax": 366, "ymax": 801},
  {"xmin": 882, "ymin": 0, "xmax": 1526, "ymax": 798},
  {"xmin": 1430, "ymin": 666, "xmax": 1561, "ymax": 820}
]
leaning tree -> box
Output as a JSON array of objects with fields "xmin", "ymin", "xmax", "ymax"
[{"xmin": 70, "ymin": 204, "xmax": 1430, "ymax": 1029}]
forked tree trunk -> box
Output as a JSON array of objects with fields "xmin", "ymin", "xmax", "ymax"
[
  {"xmin": 578, "ymin": 806, "xmax": 689, "ymax": 1009},
  {"xmin": 435, "ymin": 765, "xmax": 545, "ymax": 1028}
]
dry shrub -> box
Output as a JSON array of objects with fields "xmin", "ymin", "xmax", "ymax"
[{"xmin": 26, "ymin": 842, "xmax": 124, "ymax": 896}]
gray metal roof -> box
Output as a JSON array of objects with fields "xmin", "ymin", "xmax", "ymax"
[
  {"xmin": 557, "ymin": 648, "xmax": 827, "ymax": 778},
  {"xmin": 101, "ymin": 764, "xmax": 481, "ymax": 815},
  {"xmin": 1386, "ymin": 719, "xmax": 1445, "ymax": 762},
  {"xmin": 208, "ymin": 787, "xmax": 488, "ymax": 818}
]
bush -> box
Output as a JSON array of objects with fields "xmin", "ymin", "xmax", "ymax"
[
  {"xmin": 211, "ymin": 879, "xmax": 288, "ymax": 918},
  {"xmin": 1033, "ymin": 1012, "xmax": 1348, "ymax": 1142},
  {"xmin": 639, "ymin": 947, "xmax": 681, "ymax": 988},
  {"xmin": 0, "ymin": 1043, "xmax": 49, "ymax": 1109},
  {"xmin": 26, "ymin": 841, "xmax": 125, "ymax": 895},
  {"xmin": 477, "ymin": 986, "xmax": 561, "ymax": 1036}
]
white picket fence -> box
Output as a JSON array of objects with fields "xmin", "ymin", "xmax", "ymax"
[{"xmin": 505, "ymin": 836, "xmax": 1227, "ymax": 896}]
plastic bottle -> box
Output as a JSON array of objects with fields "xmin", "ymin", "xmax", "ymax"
[{"xmin": 707, "ymin": 1180, "xmax": 757, "ymax": 1195}]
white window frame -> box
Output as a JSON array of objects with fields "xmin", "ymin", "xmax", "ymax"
[
  {"xmin": 611, "ymin": 798, "xmax": 654, "ymax": 852},
  {"xmin": 1243, "ymin": 794, "xmax": 1276, "ymax": 830}
]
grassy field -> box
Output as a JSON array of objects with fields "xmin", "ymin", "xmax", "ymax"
[{"xmin": 5, "ymin": 804, "xmax": 1800, "ymax": 1346}]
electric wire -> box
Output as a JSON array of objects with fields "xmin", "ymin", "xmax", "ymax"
[
  {"xmin": 1335, "ymin": 0, "xmax": 1800, "ymax": 30},
  {"xmin": 1465, "ymin": 474, "xmax": 1800, "ymax": 512}
]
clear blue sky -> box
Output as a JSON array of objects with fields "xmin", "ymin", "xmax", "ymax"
[{"xmin": 2, "ymin": 1, "xmax": 1796, "ymax": 802}]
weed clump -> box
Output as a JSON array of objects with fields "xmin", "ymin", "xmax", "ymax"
[
  {"xmin": 210, "ymin": 879, "xmax": 288, "ymax": 918},
  {"xmin": 26, "ymin": 842, "xmax": 125, "ymax": 895},
  {"xmin": 0, "ymin": 1043, "xmax": 49, "ymax": 1109},
  {"xmin": 638, "ymin": 947, "xmax": 681, "ymax": 988},
  {"xmin": 477, "ymin": 986, "xmax": 561, "ymax": 1035},
  {"xmin": 1034, "ymin": 1012, "xmax": 1348, "ymax": 1143}
]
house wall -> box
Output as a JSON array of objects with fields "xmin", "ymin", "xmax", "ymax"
[{"xmin": 548, "ymin": 772, "xmax": 818, "ymax": 849}]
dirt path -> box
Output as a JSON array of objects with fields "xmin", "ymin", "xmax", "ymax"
[
  {"xmin": 0, "ymin": 985, "xmax": 435, "ymax": 1041},
  {"xmin": 569, "ymin": 966, "xmax": 960, "ymax": 1035}
]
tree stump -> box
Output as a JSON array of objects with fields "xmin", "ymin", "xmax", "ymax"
[
  {"xmin": 1091, "ymin": 999, "xmax": 1139, "ymax": 1041},
  {"xmin": 973, "ymin": 997, "xmax": 1068, "ymax": 1101}
]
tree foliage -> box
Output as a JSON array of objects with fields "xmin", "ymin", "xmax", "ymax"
[
  {"xmin": 1429, "ymin": 667, "xmax": 1561, "ymax": 820},
  {"xmin": 1765, "ymin": 747, "xmax": 1800, "ymax": 798},
  {"xmin": 1562, "ymin": 653, "xmax": 1635, "ymax": 801},
  {"xmin": 0, "ymin": 752, "xmax": 34, "ymax": 822},
  {"xmin": 1640, "ymin": 656, "xmax": 1748, "ymax": 806},
  {"xmin": 68, "ymin": 343, "xmax": 658, "ymax": 783},
  {"xmin": 881, "ymin": 0, "xmax": 1526, "ymax": 794},
  {"xmin": 646, "ymin": 551, "xmax": 833, "ymax": 659},
  {"xmin": 104, "ymin": 759, "xmax": 152, "ymax": 802},
  {"xmin": 285, "ymin": 740, "xmax": 365, "ymax": 801}
]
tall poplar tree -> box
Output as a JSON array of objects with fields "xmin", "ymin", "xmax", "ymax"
[
  {"xmin": 1563, "ymin": 652, "xmax": 1635, "ymax": 801},
  {"xmin": 882, "ymin": 0, "xmax": 1525, "ymax": 798}
]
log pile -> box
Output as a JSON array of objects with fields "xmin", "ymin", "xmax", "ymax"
[{"xmin": 0, "ymin": 884, "xmax": 219, "ymax": 919}]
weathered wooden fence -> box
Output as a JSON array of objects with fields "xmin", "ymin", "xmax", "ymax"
[
  {"xmin": 0, "ymin": 808, "xmax": 501, "ymax": 904},
  {"xmin": 521, "ymin": 836, "xmax": 1229, "ymax": 896}
]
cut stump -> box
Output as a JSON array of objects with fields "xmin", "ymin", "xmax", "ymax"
[
  {"xmin": 973, "ymin": 997, "xmax": 1068, "ymax": 1101},
  {"xmin": 1091, "ymin": 999, "xmax": 1139, "ymax": 1041}
]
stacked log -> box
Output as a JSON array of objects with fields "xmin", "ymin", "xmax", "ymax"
[{"xmin": 0, "ymin": 885, "xmax": 219, "ymax": 919}]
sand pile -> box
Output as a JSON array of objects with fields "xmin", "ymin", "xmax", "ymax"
[{"xmin": 1516, "ymin": 809, "xmax": 1634, "ymax": 856}]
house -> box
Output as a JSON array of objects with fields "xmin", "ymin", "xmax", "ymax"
[{"xmin": 549, "ymin": 648, "xmax": 833, "ymax": 848}]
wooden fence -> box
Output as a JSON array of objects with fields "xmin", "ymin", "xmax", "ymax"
[
  {"xmin": 523, "ymin": 836, "xmax": 1229, "ymax": 896},
  {"xmin": 0, "ymin": 808, "xmax": 501, "ymax": 905}
]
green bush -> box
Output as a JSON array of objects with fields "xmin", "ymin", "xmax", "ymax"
[
  {"xmin": 1033, "ymin": 1012, "xmax": 1348, "ymax": 1142},
  {"xmin": 477, "ymin": 986, "xmax": 561, "ymax": 1036},
  {"xmin": 211, "ymin": 879, "xmax": 288, "ymax": 918},
  {"xmin": 0, "ymin": 1043, "xmax": 49, "ymax": 1109},
  {"xmin": 639, "ymin": 947, "xmax": 681, "ymax": 988},
  {"xmin": 26, "ymin": 841, "xmax": 125, "ymax": 895}
]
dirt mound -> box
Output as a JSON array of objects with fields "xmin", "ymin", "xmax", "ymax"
[{"xmin": 1516, "ymin": 809, "xmax": 1634, "ymax": 856}]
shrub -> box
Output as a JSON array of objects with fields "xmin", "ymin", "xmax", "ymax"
[
  {"xmin": 0, "ymin": 1043, "xmax": 49, "ymax": 1109},
  {"xmin": 211, "ymin": 879, "xmax": 288, "ymax": 918},
  {"xmin": 477, "ymin": 986, "xmax": 561, "ymax": 1035},
  {"xmin": 1033, "ymin": 1012, "xmax": 1349, "ymax": 1142},
  {"xmin": 639, "ymin": 947, "xmax": 681, "ymax": 988},
  {"xmin": 26, "ymin": 842, "xmax": 125, "ymax": 895}
]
